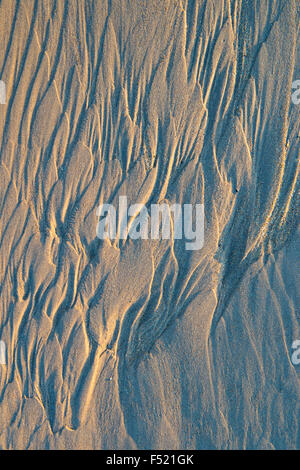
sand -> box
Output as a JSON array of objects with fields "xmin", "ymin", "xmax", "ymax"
[{"xmin": 0, "ymin": 0, "xmax": 299, "ymax": 450}]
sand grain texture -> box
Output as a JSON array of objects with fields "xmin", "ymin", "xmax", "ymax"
[{"xmin": 0, "ymin": 0, "xmax": 299, "ymax": 449}]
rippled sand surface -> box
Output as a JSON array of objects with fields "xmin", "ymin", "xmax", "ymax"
[{"xmin": 0, "ymin": 0, "xmax": 299, "ymax": 449}]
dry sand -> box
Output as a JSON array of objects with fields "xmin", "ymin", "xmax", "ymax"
[{"xmin": 0, "ymin": 0, "xmax": 299, "ymax": 449}]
